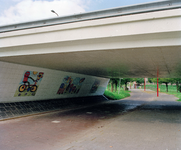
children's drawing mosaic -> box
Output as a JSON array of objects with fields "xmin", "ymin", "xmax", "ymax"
[
  {"xmin": 14, "ymin": 71, "xmax": 44, "ymax": 97},
  {"xmin": 90, "ymin": 79, "xmax": 100, "ymax": 93},
  {"xmin": 57, "ymin": 76, "xmax": 85, "ymax": 95}
]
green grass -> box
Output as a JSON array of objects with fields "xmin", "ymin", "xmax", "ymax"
[
  {"xmin": 104, "ymin": 89, "xmax": 130, "ymax": 100},
  {"xmin": 145, "ymin": 84, "xmax": 181, "ymax": 101}
]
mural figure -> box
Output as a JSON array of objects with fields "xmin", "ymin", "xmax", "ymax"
[
  {"xmin": 57, "ymin": 76, "xmax": 85, "ymax": 95},
  {"xmin": 90, "ymin": 80, "xmax": 100, "ymax": 93},
  {"xmin": 14, "ymin": 71, "xmax": 44, "ymax": 97}
]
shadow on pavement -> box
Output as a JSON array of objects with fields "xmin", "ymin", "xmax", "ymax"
[{"xmin": 36, "ymin": 99, "xmax": 181, "ymax": 124}]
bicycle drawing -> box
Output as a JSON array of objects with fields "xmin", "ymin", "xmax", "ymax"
[{"xmin": 14, "ymin": 71, "xmax": 44, "ymax": 97}]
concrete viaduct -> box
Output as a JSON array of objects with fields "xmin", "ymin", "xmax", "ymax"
[{"xmin": 0, "ymin": 0, "xmax": 181, "ymax": 103}]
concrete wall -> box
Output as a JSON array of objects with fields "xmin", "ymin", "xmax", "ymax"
[{"xmin": 0, "ymin": 61, "xmax": 109, "ymax": 103}]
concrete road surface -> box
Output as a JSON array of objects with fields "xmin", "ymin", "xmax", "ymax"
[{"xmin": 1, "ymin": 89, "xmax": 181, "ymax": 150}]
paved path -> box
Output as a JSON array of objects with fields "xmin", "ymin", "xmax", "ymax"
[{"xmin": 1, "ymin": 89, "xmax": 181, "ymax": 150}]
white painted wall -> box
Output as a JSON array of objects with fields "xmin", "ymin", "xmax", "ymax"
[{"xmin": 0, "ymin": 61, "xmax": 109, "ymax": 103}]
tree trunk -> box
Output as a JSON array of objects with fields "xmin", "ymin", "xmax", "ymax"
[
  {"xmin": 111, "ymin": 82, "xmax": 114, "ymax": 92},
  {"xmin": 125, "ymin": 83, "xmax": 127, "ymax": 91},
  {"xmin": 176, "ymin": 82, "xmax": 178, "ymax": 93},
  {"xmin": 108, "ymin": 83, "xmax": 110, "ymax": 91},
  {"xmin": 115, "ymin": 82, "xmax": 118, "ymax": 92},
  {"xmin": 166, "ymin": 83, "xmax": 168, "ymax": 92}
]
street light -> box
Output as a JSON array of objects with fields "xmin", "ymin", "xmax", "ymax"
[{"xmin": 51, "ymin": 10, "xmax": 59, "ymax": 16}]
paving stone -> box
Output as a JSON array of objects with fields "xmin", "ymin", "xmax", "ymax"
[
  {"xmin": 11, "ymin": 110, "xmax": 20, "ymax": 115},
  {"xmin": 0, "ymin": 108, "xmax": 6, "ymax": 111},
  {"xmin": 4, "ymin": 107, "xmax": 12, "ymax": 111},
  {"xmin": 0, "ymin": 112, "xmax": 7, "ymax": 117},
  {"xmin": 5, "ymin": 112, "xmax": 13, "ymax": 118},
  {"xmin": 9, "ymin": 103, "xmax": 16, "ymax": 107},
  {"xmin": 4, "ymin": 103, "xmax": 11, "ymax": 107},
  {"xmin": 10, "ymin": 107, "xmax": 17, "ymax": 111},
  {"xmin": 24, "ymin": 105, "xmax": 31, "ymax": 109},
  {"xmin": 0, "ymin": 103, "xmax": 5, "ymax": 107}
]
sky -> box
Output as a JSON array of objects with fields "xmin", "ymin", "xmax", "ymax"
[{"xmin": 0, "ymin": 0, "xmax": 161, "ymax": 26}]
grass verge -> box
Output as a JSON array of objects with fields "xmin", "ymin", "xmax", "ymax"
[{"xmin": 104, "ymin": 89, "xmax": 130, "ymax": 100}]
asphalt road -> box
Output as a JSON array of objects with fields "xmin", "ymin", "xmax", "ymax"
[{"xmin": 1, "ymin": 89, "xmax": 181, "ymax": 150}]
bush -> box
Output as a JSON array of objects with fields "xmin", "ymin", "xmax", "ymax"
[{"xmin": 104, "ymin": 89, "xmax": 130, "ymax": 100}]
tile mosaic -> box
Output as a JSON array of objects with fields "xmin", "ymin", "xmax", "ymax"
[{"xmin": 0, "ymin": 61, "xmax": 108, "ymax": 103}]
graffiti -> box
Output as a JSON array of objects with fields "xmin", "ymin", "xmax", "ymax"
[
  {"xmin": 90, "ymin": 80, "xmax": 100, "ymax": 93},
  {"xmin": 14, "ymin": 71, "xmax": 44, "ymax": 97},
  {"xmin": 57, "ymin": 76, "xmax": 85, "ymax": 95}
]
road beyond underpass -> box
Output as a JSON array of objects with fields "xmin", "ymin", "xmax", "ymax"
[{"xmin": 1, "ymin": 89, "xmax": 181, "ymax": 150}]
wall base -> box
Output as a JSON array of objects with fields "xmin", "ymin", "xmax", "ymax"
[{"xmin": 0, "ymin": 95, "xmax": 108, "ymax": 121}]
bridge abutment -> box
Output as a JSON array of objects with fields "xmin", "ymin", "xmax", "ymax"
[{"xmin": 0, "ymin": 61, "xmax": 109, "ymax": 103}]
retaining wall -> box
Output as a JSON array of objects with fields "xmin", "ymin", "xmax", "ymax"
[{"xmin": 0, "ymin": 61, "xmax": 109, "ymax": 103}]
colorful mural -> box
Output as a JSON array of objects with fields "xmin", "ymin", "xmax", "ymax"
[
  {"xmin": 57, "ymin": 76, "xmax": 85, "ymax": 95},
  {"xmin": 14, "ymin": 71, "xmax": 44, "ymax": 97},
  {"xmin": 90, "ymin": 79, "xmax": 100, "ymax": 93}
]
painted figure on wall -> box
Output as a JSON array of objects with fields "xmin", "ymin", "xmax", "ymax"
[
  {"xmin": 57, "ymin": 76, "xmax": 85, "ymax": 95},
  {"xmin": 14, "ymin": 71, "xmax": 44, "ymax": 97},
  {"xmin": 90, "ymin": 80, "xmax": 100, "ymax": 93}
]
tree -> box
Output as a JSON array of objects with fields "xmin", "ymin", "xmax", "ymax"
[
  {"xmin": 114, "ymin": 78, "xmax": 120, "ymax": 92},
  {"xmin": 148, "ymin": 78, "xmax": 153, "ymax": 83},
  {"xmin": 170, "ymin": 78, "xmax": 181, "ymax": 93},
  {"xmin": 121, "ymin": 78, "xmax": 133, "ymax": 91},
  {"xmin": 108, "ymin": 80, "xmax": 111, "ymax": 91},
  {"xmin": 109, "ymin": 78, "xmax": 114, "ymax": 92},
  {"xmin": 134, "ymin": 78, "xmax": 144, "ymax": 85},
  {"xmin": 151, "ymin": 78, "xmax": 172, "ymax": 92},
  {"xmin": 160, "ymin": 78, "xmax": 171, "ymax": 92},
  {"xmin": 109, "ymin": 78, "xmax": 120, "ymax": 92}
]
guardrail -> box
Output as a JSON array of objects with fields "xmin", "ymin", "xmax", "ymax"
[{"xmin": 0, "ymin": 0, "xmax": 181, "ymax": 33}]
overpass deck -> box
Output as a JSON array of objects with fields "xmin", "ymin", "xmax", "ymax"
[{"xmin": 0, "ymin": 0, "xmax": 181, "ymax": 33}]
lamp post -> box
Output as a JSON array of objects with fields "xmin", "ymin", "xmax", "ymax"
[{"xmin": 51, "ymin": 10, "xmax": 59, "ymax": 16}]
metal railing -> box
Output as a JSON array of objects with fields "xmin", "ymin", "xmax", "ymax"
[{"xmin": 0, "ymin": 0, "xmax": 181, "ymax": 33}]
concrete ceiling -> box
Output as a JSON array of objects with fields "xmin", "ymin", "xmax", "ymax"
[{"xmin": 0, "ymin": 46, "xmax": 181, "ymax": 78}]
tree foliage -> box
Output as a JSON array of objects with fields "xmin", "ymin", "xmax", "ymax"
[
  {"xmin": 108, "ymin": 77, "xmax": 181, "ymax": 93},
  {"xmin": 108, "ymin": 78, "xmax": 134, "ymax": 92},
  {"xmin": 121, "ymin": 78, "xmax": 133, "ymax": 90},
  {"xmin": 150, "ymin": 78, "xmax": 179, "ymax": 92},
  {"xmin": 109, "ymin": 78, "xmax": 120, "ymax": 92},
  {"xmin": 148, "ymin": 78, "xmax": 153, "ymax": 83},
  {"xmin": 134, "ymin": 78, "xmax": 144, "ymax": 84},
  {"xmin": 170, "ymin": 78, "xmax": 181, "ymax": 92}
]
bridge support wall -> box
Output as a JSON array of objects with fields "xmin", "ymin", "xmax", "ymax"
[{"xmin": 0, "ymin": 61, "xmax": 109, "ymax": 103}]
